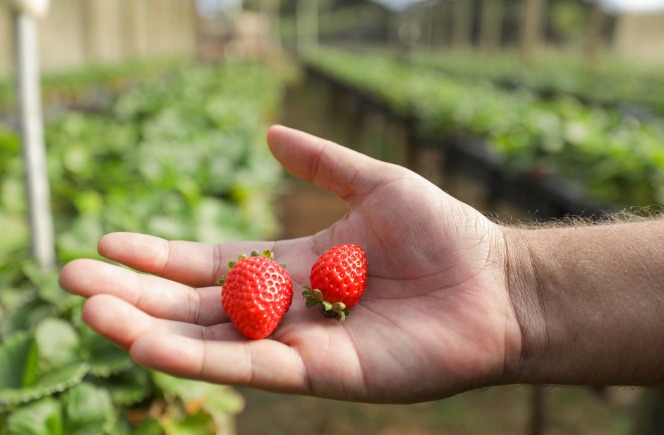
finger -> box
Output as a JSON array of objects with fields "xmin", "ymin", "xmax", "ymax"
[
  {"xmin": 60, "ymin": 258, "xmax": 226, "ymax": 325},
  {"xmin": 129, "ymin": 333, "xmax": 308, "ymax": 395},
  {"xmin": 81, "ymin": 294, "xmax": 243, "ymax": 349},
  {"xmin": 267, "ymin": 125, "xmax": 398, "ymax": 200},
  {"xmin": 94, "ymin": 232, "xmax": 318, "ymax": 290},
  {"xmin": 96, "ymin": 232, "xmax": 275, "ymax": 288}
]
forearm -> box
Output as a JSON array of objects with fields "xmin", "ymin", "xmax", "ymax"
[{"xmin": 503, "ymin": 218, "xmax": 664, "ymax": 386}]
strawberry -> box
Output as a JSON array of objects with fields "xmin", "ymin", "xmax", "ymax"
[
  {"xmin": 219, "ymin": 250, "xmax": 293, "ymax": 340},
  {"xmin": 303, "ymin": 244, "xmax": 367, "ymax": 322}
]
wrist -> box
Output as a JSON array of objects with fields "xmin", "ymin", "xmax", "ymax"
[
  {"xmin": 501, "ymin": 220, "xmax": 664, "ymax": 387},
  {"xmin": 499, "ymin": 226, "xmax": 546, "ymax": 385}
]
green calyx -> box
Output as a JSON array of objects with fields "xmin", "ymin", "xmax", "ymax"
[
  {"xmin": 302, "ymin": 286, "xmax": 350, "ymax": 322},
  {"xmin": 217, "ymin": 249, "xmax": 286, "ymax": 285}
]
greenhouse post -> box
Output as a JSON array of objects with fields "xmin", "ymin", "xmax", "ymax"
[
  {"xmin": 297, "ymin": 0, "xmax": 319, "ymax": 53},
  {"xmin": 12, "ymin": 0, "xmax": 55, "ymax": 273}
]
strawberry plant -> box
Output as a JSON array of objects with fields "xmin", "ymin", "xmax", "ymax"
[
  {"xmin": 38, "ymin": 60, "xmax": 284, "ymax": 262},
  {"xmin": 303, "ymin": 48, "xmax": 664, "ymax": 209},
  {"xmin": 0, "ymin": 260, "xmax": 245, "ymax": 434},
  {"xmin": 0, "ymin": 58, "xmax": 184, "ymax": 114},
  {"xmin": 0, "ymin": 57, "xmax": 286, "ymax": 433},
  {"xmin": 409, "ymin": 49, "xmax": 664, "ymax": 117}
]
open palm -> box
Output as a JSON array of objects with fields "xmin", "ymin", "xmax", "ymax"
[{"xmin": 60, "ymin": 126, "xmax": 522, "ymax": 404}]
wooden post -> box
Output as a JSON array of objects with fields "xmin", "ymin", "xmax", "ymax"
[
  {"xmin": 297, "ymin": 0, "xmax": 318, "ymax": 53},
  {"xmin": 260, "ymin": 0, "xmax": 281, "ymax": 49},
  {"xmin": 397, "ymin": 6, "xmax": 421, "ymax": 58},
  {"xmin": 479, "ymin": 0, "xmax": 504, "ymax": 52},
  {"xmin": 632, "ymin": 388, "xmax": 664, "ymax": 435},
  {"xmin": 584, "ymin": 0, "xmax": 608, "ymax": 71},
  {"xmin": 520, "ymin": 0, "xmax": 546, "ymax": 63},
  {"xmin": 430, "ymin": 0, "xmax": 449, "ymax": 49},
  {"xmin": 451, "ymin": 0, "xmax": 474, "ymax": 50},
  {"xmin": 12, "ymin": 0, "xmax": 56, "ymax": 273},
  {"xmin": 529, "ymin": 385, "xmax": 546, "ymax": 435}
]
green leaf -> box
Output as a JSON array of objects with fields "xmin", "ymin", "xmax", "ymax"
[
  {"xmin": 7, "ymin": 396, "xmax": 63, "ymax": 435},
  {"xmin": 160, "ymin": 412, "xmax": 213, "ymax": 435},
  {"xmin": 0, "ymin": 332, "xmax": 38, "ymax": 390},
  {"xmin": 56, "ymin": 215, "xmax": 105, "ymax": 263},
  {"xmin": 87, "ymin": 349, "xmax": 133, "ymax": 379},
  {"xmin": 0, "ymin": 212, "xmax": 29, "ymax": 257},
  {"xmin": 33, "ymin": 367, "xmax": 88, "ymax": 393},
  {"xmin": 152, "ymin": 372, "xmax": 244, "ymax": 415},
  {"xmin": 22, "ymin": 339, "xmax": 39, "ymax": 388},
  {"xmin": 77, "ymin": 319, "xmax": 133, "ymax": 378},
  {"xmin": 62, "ymin": 383, "xmax": 114, "ymax": 435},
  {"xmin": 2, "ymin": 297, "xmax": 57, "ymax": 336},
  {"xmin": 35, "ymin": 318, "xmax": 81, "ymax": 371},
  {"xmin": 131, "ymin": 417, "xmax": 164, "ymax": 435},
  {"xmin": 0, "ymin": 363, "xmax": 89, "ymax": 408},
  {"xmin": 0, "ymin": 265, "xmax": 35, "ymax": 310},
  {"xmin": 194, "ymin": 198, "xmax": 243, "ymax": 243},
  {"xmin": 22, "ymin": 263, "xmax": 76, "ymax": 310},
  {"xmin": 91, "ymin": 367, "xmax": 153, "ymax": 406}
]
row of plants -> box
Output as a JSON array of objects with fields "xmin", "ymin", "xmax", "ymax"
[
  {"xmin": 0, "ymin": 58, "xmax": 186, "ymax": 114},
  {"xmin": 408, "ymin": 49, "xmax": 664, "ymax": 118},
  {"xmin": 0, "ymin": 58, "xmax": 285, "ymax": 434},
  {"xmin": 303, "ymin": 48, "xmax": 664, "ymax": 209}
]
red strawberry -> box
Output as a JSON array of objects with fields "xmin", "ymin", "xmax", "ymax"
[
  {"xmin": 219, "ymin": 250, "xmax": 293, "ymax": 339},
  {"xmin": 303, "ymin": 244, "xmax": 367, "ymax": 322}
]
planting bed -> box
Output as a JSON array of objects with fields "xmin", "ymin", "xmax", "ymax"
[
  {"xmin": 302, "ymin": 48, "xmax": 664, "ymax": 215},
  {"xmin": 0, "ymin": 58, "xmax": 285, "ymax": 433}
]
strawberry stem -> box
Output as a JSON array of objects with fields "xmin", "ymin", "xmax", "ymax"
[
  {"xmin": 219, "ymin": 250, "xmax": 284, "ymax": 287},
  {"xmin": 302, "ymin": 286, "xmax": 350, "ymax": 322}
]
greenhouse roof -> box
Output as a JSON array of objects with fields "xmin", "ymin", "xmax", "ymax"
[
  {"xmin": 367, "ymin": 0, "xmax": 664, "ymax": 14},
  {"xmin": 366, "ymin": 0, "xmax": 434, "ymax": 12},
  {"xmin": 598, "ymin": 0, "xmax": 664, "ymax": 14}
]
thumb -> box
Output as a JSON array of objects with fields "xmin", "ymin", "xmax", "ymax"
[{"xmin": 266, "ymin": 125, "xmax": 393, "ymax": 200}]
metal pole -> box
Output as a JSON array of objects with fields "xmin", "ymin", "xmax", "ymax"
[{"xmin": 14, "ymin": 6, "xmax": 55, "ymax": 273}]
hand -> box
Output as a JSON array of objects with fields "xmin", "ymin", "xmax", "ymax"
[{"xmin": 59, "ymin": 125, "xmax": 522, "ymax": 404}]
